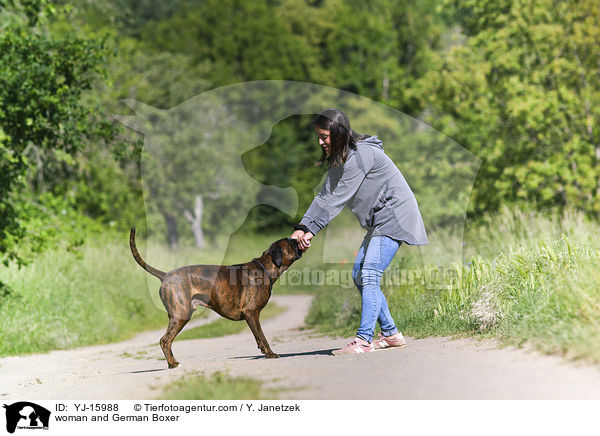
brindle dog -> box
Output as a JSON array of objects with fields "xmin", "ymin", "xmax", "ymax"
[{"xmin": 129, "ymin": 227, "xmax": 303, "ymax": 368}]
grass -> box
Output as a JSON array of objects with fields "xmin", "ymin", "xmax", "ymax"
[
  {"xmin": 0, "ymin": 232, "xmax": 168, "ymax": 356},
  {"xmin": 176, "ymin": 302, "xmax": 287, "ymax": 341},
  {"xmin": 159, "ymin": 371, "xmax": 272, "ymax": 400},
  {"xmin": 463, "ymin": 237, "xmax": 600, "ymax": 360},
  {"xmin": 306, "ymin": 206, "xmax": 600, "ymax": 363}
]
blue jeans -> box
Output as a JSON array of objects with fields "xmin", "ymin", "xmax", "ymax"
[{"xmin": 352, "ymin": 234, "xmax": 400, "ymax": 343}]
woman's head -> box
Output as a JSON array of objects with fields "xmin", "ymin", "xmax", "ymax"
[{"xmin": 312, "ymin": 108, "xmax": 359, "ymax": 167}]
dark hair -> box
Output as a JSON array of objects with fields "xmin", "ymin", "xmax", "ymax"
[{"xmin": 312, "ymin": 108, "xmax": 367, "ymax": 167}]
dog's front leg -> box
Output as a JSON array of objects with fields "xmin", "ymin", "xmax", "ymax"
[{"xmin": 243, "ymin": 310, "xmax": 279, "ymax": 358}]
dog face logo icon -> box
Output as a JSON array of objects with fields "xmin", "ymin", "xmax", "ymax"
[{"xmin": 3, "ymin": 402, "xmax": 50, "ymax": 433}]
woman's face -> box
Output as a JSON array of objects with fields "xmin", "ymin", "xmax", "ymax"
[{"xmin": 315, "ymin": 127, "xmax": 330, "ymax": 155}]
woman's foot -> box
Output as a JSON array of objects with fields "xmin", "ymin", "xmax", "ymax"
[
  {"xmin": 373, "ymin": 332, "xmax": 407, "ymax": 350},
  {"xmin": 331, "ymin": 337, "xmax": 374, "ymax": 355}
]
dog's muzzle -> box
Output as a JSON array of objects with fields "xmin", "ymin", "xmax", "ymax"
[{"xmin": 289, "ymin": 238, "xmax": 304, "ymax": 259}]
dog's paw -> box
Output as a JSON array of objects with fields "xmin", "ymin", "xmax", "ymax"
[{"xmin": 265, "ymin": 353, "xmax": 279, "ymax": 359}]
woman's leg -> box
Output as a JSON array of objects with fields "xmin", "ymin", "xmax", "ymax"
[
  {"xmin": 352, "ymin": 234, "xmax": 369, "ymax": 291},
  {"xmin": 355, "ymin": 235, "xmax": 400, "ymax": 342}
]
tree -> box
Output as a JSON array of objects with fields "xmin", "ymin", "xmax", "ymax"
[
  {"xmin": 417, "ymin": 0, "xmax": 600, "ymax": 218},
  {"xmin": 275, "ymin": 0, "xmax": 444, "ymax": 114},
  {"xmin": 140, "ymin": 0, "xmax": 315, "ymax": 88},
  {"xmin": 0, "ymin": 0, "xmax": 117, "ymax": 264}
]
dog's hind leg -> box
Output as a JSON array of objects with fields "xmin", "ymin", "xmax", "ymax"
[
  {"xmin": 243, "ymin": 310, "xmax": 279, "ymax": 359},
  {"xmin": 160, "ymin": 316, "xmax": 189, "ymax": 368}
]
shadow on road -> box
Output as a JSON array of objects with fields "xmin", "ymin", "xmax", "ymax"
[
  {"xmin": 127, "ymin": 368, "xmax": 167, "ymax": 374},
  {"xmin": 230, "ymin": 348, "xmax": 335, "ymax": 360}
]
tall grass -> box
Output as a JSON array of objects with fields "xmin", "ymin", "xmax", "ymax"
[
  {"xmin": 307, "ymin": 207, "xmax": 600, "ymax": 363},
  {"xmin": 461, "ymin": 236, "xmax": 600, "ymax": 360},
  {"xmin": 0, "ymin": 232, "xmax": 167, "ymax": 356}
]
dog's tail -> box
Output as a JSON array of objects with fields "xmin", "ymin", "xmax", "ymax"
[{"xmin": 129, "ymin": 226, "xmax": 166, "ymax": 281}]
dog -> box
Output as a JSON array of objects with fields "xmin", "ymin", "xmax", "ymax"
[{"xmin": 129, "ymin": 227, "xmax": 303, "ymax": 368}]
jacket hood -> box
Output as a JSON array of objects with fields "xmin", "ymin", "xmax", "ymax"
[{"xmin": 356, "ymin": 135, "xmax": 383, "ymax": 150}]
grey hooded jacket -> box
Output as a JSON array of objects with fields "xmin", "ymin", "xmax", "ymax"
[{"xmin": 299, "ymin": 136, "xmax": 428, "ymax": 245}]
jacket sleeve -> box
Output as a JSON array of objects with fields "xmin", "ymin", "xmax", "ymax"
[{"xmin": 299, "ymin": 150, "xmax": 372, "ymax": 235}]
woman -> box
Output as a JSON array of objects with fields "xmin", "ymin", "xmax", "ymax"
[{"xmin": 290, "ymin": 108, "xmax": 428, "ymax": 355}]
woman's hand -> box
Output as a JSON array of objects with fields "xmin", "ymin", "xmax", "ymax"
[
  {"xmin": 290, "ymin": 230, "xmax": 305, "ymax": 240},
  {"xmin": 297, "ymin": 231, "xmax": 314, "ymax": 250},
  {"xmin": 290, "ymin": 229, "xmax": 313, "ymax": 250}
]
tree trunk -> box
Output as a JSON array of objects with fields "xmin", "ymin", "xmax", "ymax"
[
  {"xmin": 382, "ymin": 73, "xmax": 389, "ymax": 101},
  {"xmin": 162, "ymin": 211, "xmax": 179, "ymax": 250},
  {"xmin": 183, "ymin": 194, "xmax": 205, "ymax": 249}
]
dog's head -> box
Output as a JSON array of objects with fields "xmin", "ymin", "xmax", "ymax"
[{"xmin": 265, "ymin": 237, "xmax": 303, "ymax": 271}]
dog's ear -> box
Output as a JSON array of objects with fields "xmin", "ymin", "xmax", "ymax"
[{"xmin": 269, "ymin": 245, "xmax": 284, "ymax": 268}]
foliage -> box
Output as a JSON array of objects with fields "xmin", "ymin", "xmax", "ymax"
[
  {"xmin": 277, "ymin": 0, "xmax": 444, "ymax": 112},
  {"xmin": 26, "ymin": 0, "xmax": 450, "ymax": 248},
  {"xmin": 140, "ymin": 0, "xmax": 316, "ymax": 86},
  {"xmin": 129, "ymin": 0, "xmax": 449, "ymax": 240},
  {"xmin": 416, "ymin": 0, "xmax": 600, "ymax": 218},
  {"xmin": 56, "ymin": 147, "xmax": 146, "ymax": 231},
  {"xmin": 0, "ymin": 0, "xmax": 118, "ymax": 265},
  {"xmin": 138, "ymin": 0, "xmax": 443, "ymax": 114},
  {"xmin": 4, "ymin": 0, "xmax": 599, "ymax": 258}
]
